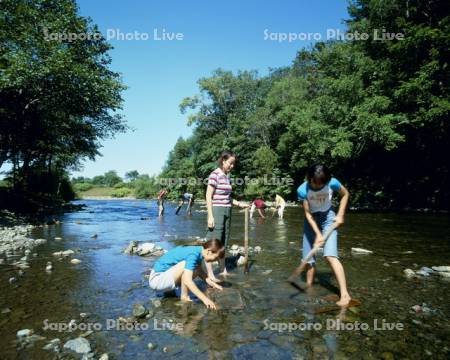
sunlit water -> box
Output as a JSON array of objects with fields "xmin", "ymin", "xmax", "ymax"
[{"xmin": 1, "ymin": 200, "xmax": 449, "ymax": 359}]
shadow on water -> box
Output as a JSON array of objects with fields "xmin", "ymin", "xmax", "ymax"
[{"xmin": 1, "ymin": 200, "xmax": 449, "ymax": 358}]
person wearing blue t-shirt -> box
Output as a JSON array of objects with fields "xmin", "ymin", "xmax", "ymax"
[
  {"xmin": 149, "ymin": 239, "xmax": 224, "ymax": 309},
  {"xmin": 295, "ymin": 164, "xmax": 351, "ymax": 307}
]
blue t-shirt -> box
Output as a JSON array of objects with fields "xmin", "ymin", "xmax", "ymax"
[
  {"xmin": 297, "ymin": 178, "xmax": 342, "ymax": 213},
  {"xmin": 153, "ymin": 246, "xmax": 203, "ymax": 273}
]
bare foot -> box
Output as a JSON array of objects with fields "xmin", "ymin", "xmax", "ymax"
[
  {"xmin": 180, "ymin": 295, "xmax": 193, "ymax": 302},
  {"xmin": 336, "ymin": 294, "xmax": 351, "ymax": 307}
]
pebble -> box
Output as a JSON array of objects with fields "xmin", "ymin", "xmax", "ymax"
[
  {"xmin": 63, "ymin": 337, "xmax": 91, "ymax": 354},
  {"xmin": 34, "ymin": 239, "xmax": 47, "ymax": 245},
  {"xmin": 351, "ymin": 247, "xmax": 373, "ymax": 254},
  {"xmin": 403, "ymin": 269, "xmax": 416, "ymax": 278},
  {"xmin": 132, "ymin": 304, "xmax": 148, "ymax": 318},
  {"xmin": 53, "ymin": 249, "xmax": 75, "ymax": 257},
  {"xmin": 99, "ymin": 354, "xmax": 109, "ymax": 360},
  {"xmin": 147, "ymin": 342, "xmax": 157, "ymax": 350},
  {"xmin": 151, "ymin": 299, "xmax": 162, "ymax": 308},
  {"xmin": 71, "ymin": 259, "xmax": 82, "ymax": 265},
  {"xmin": 254, "ymin": 246, "xmax": 262, "ymax": 253},
  {"xmin": 17, "ymin": 329, "xmax": 33, "ymax": 337},
  {"xmin": 90, "ymin": 234, "xmax": 98, "ymax": 239},
  {"xmin": 54, "ymin": 237, "xmax": 62, "ymax": 241},
  {"xmin": 432, "ymin": 266, "xmax": 450, "ymax": 272},
  {"xmin": 9, "ymin": 277, "xmax": 17, "ymax": 284},
  {"xmin": 45, "ymin": 262, "xmax": 52, "ymax": 272},
  {"xmin": 43, "ymin": 338, "xmax": 60, "ymax": 351},
  {"xmin": 436, "ymin": 272, "xmax": 450, "ymax": 278}
]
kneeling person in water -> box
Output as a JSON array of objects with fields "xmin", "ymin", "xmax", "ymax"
[{"xmin": 149, "ymin": 239, "xmax": 224, "ymax": 309}]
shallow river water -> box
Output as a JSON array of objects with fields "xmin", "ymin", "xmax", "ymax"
[{"xmin": 1, "ymin": 200, "xmax": 450, "ymax": 359}]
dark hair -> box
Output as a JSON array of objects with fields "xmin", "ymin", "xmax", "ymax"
[
  {"xmin": 306, "ymin": 164, "xmax": 331, "ymax": 185},
  {"xmin": 202, "ymin": 239, "xmax": 225, "ymax": 258},
  {"xmin": 217, "ymin": 151, "xmax": 236, "ymax": 167}
]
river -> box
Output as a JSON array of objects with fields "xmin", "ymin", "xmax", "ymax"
[{"xmin": 1, "ymin": 199, "xmax": 449, "ymax": 359}]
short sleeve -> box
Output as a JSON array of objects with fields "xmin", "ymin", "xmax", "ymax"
[
  {"xmin": 297, "ymin": 182, "xmax": 308, "ymax": 201},
  {"xmin": 329, "ymin": 178, "xmax": 342, "ymax": 191},
  {"xmin": 184, "ymin": 252, "xmax": 200, "ymax": 271},
  {"xmin": 208, "ymin": 172, "xmax": 217, "ymax": 187}
]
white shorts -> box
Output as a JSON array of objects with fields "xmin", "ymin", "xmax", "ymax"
[{"xmin": 148, "ymin": 268, "xmax": 176, "ymax": 291}]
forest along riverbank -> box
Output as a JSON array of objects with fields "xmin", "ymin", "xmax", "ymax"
[{"xmin": 0, "ymin": 200, "xmax": 450, "ymax": 359}]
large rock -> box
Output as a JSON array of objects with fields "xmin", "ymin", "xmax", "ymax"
[
  {"xmin": 123, "ymin": 241, "xmax": 139, "ymax": 255},
  {"xmin": 123, "ymin": 241, "xmax": 165, "ymax": 257},
  {"xmin": 137, "ymin": 243, "xmax": 156, "ymax": 256},
  {"xmin": 63, "ymin": 337, "xmax": 91, "ymax": 354}
]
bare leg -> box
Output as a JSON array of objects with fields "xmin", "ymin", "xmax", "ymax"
[
  {"xmin": 158, "ymin": 201, "xmax": 164, "ymax": 216},
  {"xmin": 218, "ymin": 257, "xmax": 229, "ymax": 276},
  {"xmin": 325, "ymin": 256, "xmax": 351, "ymax": 306},
  {"xmin": 305, "ymin": 263, "xmax": 315, "ymax": 287},
  {"xmin": 186, "ymin": 199, "xmax": 193, "ymax": 215},
  {"xmin": 205, "ymin": 261, "xmax": 221, "ymax": 282},
  {"xmin": 167, "ymin": 261, "xmax": 192, "ymax": 301},
  {"xmin": 180, "ymin": 277, "xmax": 192, "ymax": 301},
  {"xmin": 250, "ymin": 204, "xmax": 255, "ymax": 218}
]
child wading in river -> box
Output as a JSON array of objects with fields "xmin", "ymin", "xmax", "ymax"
[
  {"xmin": 148, "ymin": 239, "xmax": 224, "ymax": 309},
  {"xmin": 296, "ymin": 164, "xmax": 351, "ymax": 306}
]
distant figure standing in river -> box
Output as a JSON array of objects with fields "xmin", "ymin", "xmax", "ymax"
[
  {"xmin": 274, "ymin": 194, "xmax": 286, "ymax": 219},
  {"xmin": 175, "ymin": 192, "xmax": 194, "ymax": 215},
  {"xmin": 250, "ymin": 198, "xmax": 266, "ymax": 218},
  {"xmin": 296, "ymin": 164, "xmax": 351, "ymax": 306},
  {"xmin": 205, "ymin": 151, "xmax": 248, "ymax": 281},
  {"xmin": 157, "ymin": 188, "xmax": 169, "ymax": 216}
]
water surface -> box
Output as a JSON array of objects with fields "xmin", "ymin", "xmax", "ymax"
[{"xmin": 1, "ymin": 200, "xmax": 449, "ymax": 359}]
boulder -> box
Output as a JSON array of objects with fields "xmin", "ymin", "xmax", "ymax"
[{"xmin": 137, "ymin": 243, "xmax": 156, "ymax": 256}]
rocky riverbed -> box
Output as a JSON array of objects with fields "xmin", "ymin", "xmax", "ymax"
[{"xmin": 1, "ymin": 200, "xmax": 450, "ymax": 359}]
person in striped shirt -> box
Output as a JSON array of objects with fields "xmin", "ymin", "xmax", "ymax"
[{"xmin": 205, "ymin": 151, "xmax": 248, "ymax": 282}]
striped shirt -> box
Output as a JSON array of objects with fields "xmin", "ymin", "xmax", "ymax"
[{"xmin": 208, "ymin": 168, "xmax": 232, "ymax": 207}]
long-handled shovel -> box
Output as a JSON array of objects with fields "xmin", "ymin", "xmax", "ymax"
[{"xmin": 287, "ymin": 223, "xmax": 338, "ymax": 287}]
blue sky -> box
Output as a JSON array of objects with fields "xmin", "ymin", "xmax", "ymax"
[{"xmin": 71, "ymin": 0, "xmax": 349, "ymax": 179}]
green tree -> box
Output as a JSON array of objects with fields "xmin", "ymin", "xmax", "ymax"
[
  {"xmin": 0, "ymin": 0, "xmax": 127, "ymax": 205},
  {"xmin": 103, "ymin": 170, "xmax": 122, "ymax": 187}
]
